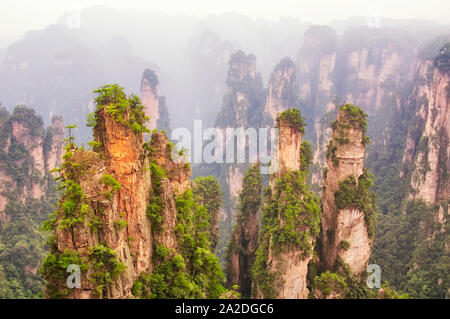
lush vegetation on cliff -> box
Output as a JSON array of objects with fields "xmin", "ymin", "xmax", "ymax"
[
  {"xmin": 276, "ymin": 108, "xmax": 306, "ymax": 133},
  {"xmin": 253, "ymin": 170, "xmax": 320, "ymax": 298},
  {"xmin": 225, "ymin": 163, "xmax": 262, "ymax": 298},
  {"xmin": 192, "ymin": 176, "xmax": 222, "ymax": 251},
  {"xmin": 135, "ymin": 187, "xmax": 226, "ymax": 299},
  {"xmin": 88, "ymin": 84, "xmax": 150, "ymax": 134},
  {"xmin": 334, "ymin": 169, "xmax": 377, "ymax": 238},
  {"xmin": 0, "ymin": 107, "xmax": 58, "ymax": 298}
]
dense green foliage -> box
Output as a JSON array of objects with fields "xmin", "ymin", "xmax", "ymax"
[
  {"xmin": 192, "ymin": 176, "xmax": 222, "ymax": 250},
  {"xmin": 88, "ymin": 244, "xmax": 126, "ymax": 298},
  {"xmin": 40, "ymin": 249, "xmax": 88, "ymax": 298},
  {"xmin": 236, "ymin": 163, "xmax": 262, "ymax": 224},
  {"xmin": 339, "ymin": 103, "xmax": 368, "ymax": 133},
  {"xmin": 334, "ymin": 169, "xmax": 377, "ymax": 238},
  {"xmin": 276, "ymin": 108, "xmax": 305, "ymax": 133},
  {"xmin": 300, "ymin": 141, "xmax": 312, "ymax": 173},
  {"xmin": 312, "ymin": 271, "xmax": 347, "ymax": 298},
  {"xmin": 146, "ymin": 162, "xmax": 166, "ymax": 231},
  {"xmin": 225, "ymin": 163, "xmax": 262, "ymax": 297},
  {"xmin": 88, "ymin": 84, "xmax": 150, "ymax": 134},
  {"xmin": 373, "ymin": 200, "xmax": 449, "ymax": 298},
  {"xmin": 135, "ymin": 188, "xmax": 226, "ymax": 299},
  {"xmin": 0, "ymin": 106, "xmax": 59, "ymax": 298},
  {"xmin": 253, "ymin": 170, "xmax": 320, "ymax": 297}
]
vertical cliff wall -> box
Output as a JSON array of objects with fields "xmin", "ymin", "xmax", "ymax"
[
  {"xmin": 253, "ymin": 109, "xmax": 320, "ymax": 299},
  {"xmin": 140, "ymin": 69, "xmax": 170, "ymax": 131},
  {"xmin": 42, "ymin": 85, "xmax": 153, "ymax": 298},
  {"xmin": 225, "ymin": 163, "xmax": 262, "ymax": 298},
  {"xmin": 300, "ymin": 27, "xmax": 422, "ymax": 193},
  {"xmin": 402, "ymin": 44, "xmax": 449, "ymax": 207},
  {"xmin": 320, "ymin": 104, "xmax": 375, "ymax": 279},
  {"xmin": 210, "ymin": 50, "xmax": 265, "ymax": 263},
  {"xmin": 263, "ymin": 57, "xmax": 299, "ymax": 126},
  {"xmin": 371, "ymin": 42, "xmax": 450, "ymax": 298},
  {"xmin": 0, "ymin": 106, "xmax": 63, "ymax": 220},
  {"xmin": 0, "ymin": 106, "xmax": 64, "ymax": 298},
  {"xmin": 297, "ymin": 25, "xmax": 338, "ymax": 121},
  {"xmin": 41, "ymin": 84, "xmax": 225, "ymax": 299}
]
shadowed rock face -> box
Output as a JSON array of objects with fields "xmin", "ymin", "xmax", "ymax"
[{"xmin": 320, "ymin": 106, "xmax": 372, "ymax": 277}]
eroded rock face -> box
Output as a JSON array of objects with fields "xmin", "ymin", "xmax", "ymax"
[
  {"xmin": 140, "ymin": 69, "xmax": 170, "ymax": 131},
  {"xmin": 263, "ymin": 58, "xmax": 299, "ymax": 126},
  {"xmin": 53, "ymin": 106, "xmax": 153, "ymax": 299},
  {"xmin": 266, "ymin": 243, "xmax": 312, "ymax": 299},
  {"xmin": 150, "ymin": 131, "xmax": 191, "ymax": 196},
  {"xmin": 45, "ymin": 84, "xmax": 199, "ymax": 299},
  {"xmin": 403, "ymin": 56, "xmax": 449, "ymax": 206},
  {"xmin": 226, "ymin": 164, "xmax": 261, "ymax": 298},
  {"xmin": 276, "ymin": 119, "xmax": 302, "ymax": 176},
  {"xmin": 0, "ymin": 107, "xmax": 64, "ymax": 217},
  {"xmin": 301, "ymin": 27, "xmax": 420, "ymax": 193},
  {"xmin": 214, "ymin": 50, "xmax": 265, "ymax": 222},
  {"xmin": 320, "ymin": 106, "xmax": 372, "ymax": 278},
  {"xmin": 253, "ymin": 110, "xmax": 319, "ymax": 299},
  {"xmin": 45, "ymin": 116, "xmax": 65, "ymax": 174},
  {"xmin": 297, "ymin": 26, "xmax": 338, "ymax": 116}
]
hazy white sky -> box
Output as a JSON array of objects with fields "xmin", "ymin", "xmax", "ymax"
[{"xmin": 1, "ymin": 0, "xmax": 449, "ymax": 39}]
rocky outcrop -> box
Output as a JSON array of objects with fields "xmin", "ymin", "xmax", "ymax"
[
  {"xmin": 226, "ymin": 163, "xmax": 261, "ymax": 298},
  {"xmin": 42, "ymin": 84, "xmax": 222, "ymax": 299},
  {"xmin": 402, "ymin": 44, "xmax": 449, "ymax": 207},
  {"xmin": 297, "ymin": 26, "xmax": 338, "ymax": 118},
  {"xmin": 216, "ymin": 50, "xmax": 264, "ymax": 129},
  {"xmin": 253, "ymin": 109, "xmax": 320, "ymax": 299},
  {"xmin": 44, "ymin": 116, "xmax": 65, "ymax": 173},
  {"xmin": 150, "ymin": 131, "xmax": 191, "ymax": 196},
  {"xmin": 274, "ymin": 113, "xmax": 303, "ymax": 177},
  {"xmin": 263, "ymin": 57, "xmax": 299, "ymax": 126},
  {"xmin": 140, "ymin": 69, "xmax": 170, "ymax": 131},
  {"xmin": 0, "ymin": 105, "xmax": 64, "ymax": 297},
  {"xmin": 48, "ymin": 91, "xmax": 153, "ymax": 298},
  {"xmin": 214, "ymin": 50, "xmax": 265, "ymax": 223},
  {"xmin": 299, "ymin": 27, "xmax": 421, "ymax": 192},
  {"xmin": 320, "ymin": 104, "xmax": 374, "ymax": 278},
  {"xmin": 0, "ymin": 106, "xmax": 64, "ymax": 216}
]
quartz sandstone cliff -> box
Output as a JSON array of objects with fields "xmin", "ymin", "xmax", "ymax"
[
  {"xmin": 253, "ymin": 109, "xmax": 320, "ymax": 299},
  {"xmin": 263, "ymin": 57, "xmax": 299, "ymax": 126},
  {"xmin": 0, "ymin": 107, "xmax": 64, "ymax": 220},
  {"xmin": 226, "ymin": 163, "xmax": 262, "ymax": 298},
  {"xmin": 42, "ymin": 85, "xmax": 223, "ymax": 299},
  {"xmin": 402, "ymin": 45, "xmax": 449, "ymax": 209},
  {"xmin": 41, "ymin": 85, "xmax": 194, "ymax": 298},
  {"xmin": 320, "ymin": 105, "xmax": 374, "ymax": 278},
  {"xmin": 141, "ymin": 69, "xmax": 170, "ymax": 131}
]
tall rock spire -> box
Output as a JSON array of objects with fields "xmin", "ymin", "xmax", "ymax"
[
  {"xmin": 253, "ymin": 109, "xmax": 320, "ymax": 299},
  {"xmin": 320, "ymin": 104, "xmax": 375, "ymax": 278},
  {"xmin": 140, "ymin": 69, "xmax": 170, "ymax": 131}
]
